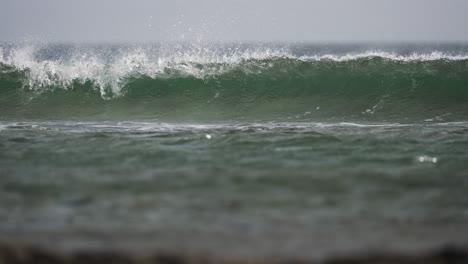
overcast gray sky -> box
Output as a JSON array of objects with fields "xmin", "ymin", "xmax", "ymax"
[{"xmin": 1, "ymin": 0, "xmax": 467, "ymax": 43}]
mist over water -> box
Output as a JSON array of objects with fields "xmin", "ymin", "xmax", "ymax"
[{"xmin": 2, "ymin": 0, "xmax": 468, "ymax": 43}]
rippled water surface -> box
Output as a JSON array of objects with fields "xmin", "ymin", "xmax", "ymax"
[{"xmin": 1, "ymin": 43, "xmax": 468, "ymax": 258}]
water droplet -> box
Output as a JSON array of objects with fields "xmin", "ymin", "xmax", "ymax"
[{"xmin": 417, "ymin": 155, "xmax": 438, "ymax": 164}]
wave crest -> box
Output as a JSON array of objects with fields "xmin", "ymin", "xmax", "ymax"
[
  {"xmin": 0, "ymin": 44, "xmax": 296, "ymax": 98},
  {"xmin": 1, "ymin": 43, "xmax": 468, "ymax": 101}
]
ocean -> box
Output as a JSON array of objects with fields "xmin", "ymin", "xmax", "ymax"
[{"xmin": 1, "ymin": 43, "xmax": 468, "ymax": 262}]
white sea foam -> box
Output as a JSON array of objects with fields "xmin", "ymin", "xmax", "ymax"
[{"xmin": 299, "ymin": 50, "xmax": 468, "ymax": 62}]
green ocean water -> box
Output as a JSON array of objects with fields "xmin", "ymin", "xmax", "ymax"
[{"xmin": 1, "ymin": 43, "xmax": 468, "ymax": 257}]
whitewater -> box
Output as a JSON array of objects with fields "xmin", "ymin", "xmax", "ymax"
[{"xmin": 1, "ymin": 43, "xmax": 468, "ymax": 97}]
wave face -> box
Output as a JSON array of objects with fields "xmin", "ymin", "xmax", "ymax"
[{"xmin": 1, "ymin": 43, "xmax": 468, "ymax": 121}]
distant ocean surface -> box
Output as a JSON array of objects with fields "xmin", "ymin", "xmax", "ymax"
[{"xmin": 1, "ymin": 43, "xmax": 468, "ymax": 259}]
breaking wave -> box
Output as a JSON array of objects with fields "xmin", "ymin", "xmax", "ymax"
[{"xmin": 1, "ymin": 43, "xmax": 468, "ymax": 121}]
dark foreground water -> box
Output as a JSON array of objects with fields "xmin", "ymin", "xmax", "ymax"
[{"xmin": 1, "ymin": 43, "xmax": 468, "ymax": 261}]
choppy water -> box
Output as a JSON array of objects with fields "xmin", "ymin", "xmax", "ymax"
[{"xmin": 1, "ymin": 43, "xmax": 468, "ymax": 257}]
